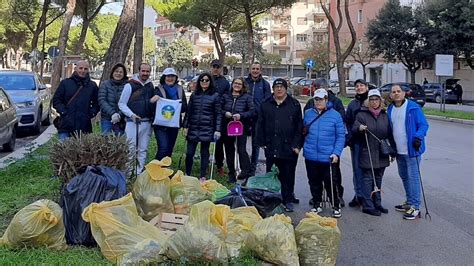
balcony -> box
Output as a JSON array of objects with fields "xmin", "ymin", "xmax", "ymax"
[{"xmin": 311, "ymin": 22, "xmax": 328, "ymax": 32}]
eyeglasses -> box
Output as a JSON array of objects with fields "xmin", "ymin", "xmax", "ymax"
[
  {"xmin": 200, "ymin": 79, "xmax": 210, "ymax": 82},
  {"xmin": 233, "ymin": 82, "xmax": 243, "ymax": 86},
  {"xmin": 369, "ymin": 98, "xmax": 381, "ymax": 102},
  {"xmin": 314, "ymin": 98, "xmax": 325, "ymax": 101}
]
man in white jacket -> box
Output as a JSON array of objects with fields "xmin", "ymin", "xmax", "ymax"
[{"xmin": 118, "ymin": 63, "xmax": 155, "ymax": 174}]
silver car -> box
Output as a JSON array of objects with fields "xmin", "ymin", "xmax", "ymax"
[
  {"xmin": 0, "ymin": 87, "xmax": 18, "ymax": 151},
  {"xmin": 0, "ymin": 71, "xmax": 52, "ymax": 135}
]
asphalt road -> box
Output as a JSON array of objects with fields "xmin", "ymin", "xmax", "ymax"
[
  {"xmin": 424, "ymin": 102, "xmax": 474, "ymax": 113},
  {"xmin": 273, "ymin": 118, "xmax": 474, "ymax": 265},
  {"xmin": 0, "ymin": 125, "xmax": 49, "ymax": 159}
]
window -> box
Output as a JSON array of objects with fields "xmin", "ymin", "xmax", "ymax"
[
  {"xmin": 357, "ymin": 10, "xmax": 363, "ymax": 23},
  {"xmin": 279, "ymin": 49, "xmax": 287, "ymax": 58},
  {"xmin": 279, "ymin": 34, "xmax": 287, "ymax": 45},
  {"xmin": 296, "ymin": 34, "xmax": 308, "ymax": 42},
  {"xmin": 208, "ymin": 34, "xmax": 214, "ymax": 41},
  {"xmin": 295, "ymin": 50, "xmax": 306, "ymax": 58},
  {"xmin": 297, "ymin": 17, "xmax": 307, "ymax": 25},
  {"xmin": 314, "ymin": 34, "xmax": 325, "ymax": 43}
]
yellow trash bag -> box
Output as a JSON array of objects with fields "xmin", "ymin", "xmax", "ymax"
[
  {"xmin": 201, "ymin": 180, "xmax": 230, "ymax": 201},
  {"xmin": 226, "ymin": 206, "xmax": 262, "ymax": 258},
  {"xmin": 246, "ymin": 214, "xmax": 299, "ymax": 266},
  {"xmin": 82, "ymin": 193, "xmax": 168, "ymax": 263},
  {"xmin": 133, "ymin": 157, "xmax": 174, "ymax": 221},
  {"xmin": 0, "ymin": 199, "xmax": 67, "ymax": 250},
  {"xmin": 295, "ymin": 212, "xmax": 341, "ymax": 266},
  {"xmin": 162, "ymin": 200, "xmax": 229, "ymax": 263},
  {"xmin": 170, "ymin": 171, "xmax": 212, "ymax": 214}
]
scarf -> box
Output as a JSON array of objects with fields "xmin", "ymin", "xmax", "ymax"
[
  {"xmin": 355, "ymin": 90, "xmax": 368, "ymax": 102},
  {"xmin": 163, "ymin": 83, "xmax": 179, "ymax": 100},
  {"xmin": 369, "ymin": 107, "xmax": 382, "ymax": 118}
]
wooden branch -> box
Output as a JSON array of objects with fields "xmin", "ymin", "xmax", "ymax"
[{"xmin": 340, "ymin": 0, "xmax": 357, "ymax": 61}]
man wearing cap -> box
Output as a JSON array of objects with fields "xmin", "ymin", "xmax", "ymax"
[
  {"xmin": 256, "ymin": 78, "xmax": 303, "ymax": 212},
  {"xmin": 304, "ymin": 85, "xmax": 346, "ymax": 206},
  {"xmin": 388, "ymin": 84, "xmax": 429, "ymax": 220},
  {"xmin": 303, "ymin": 89, "xmax": 345, "ymax": 218},
  {"xmin": 150, "ymin": 67, "xmax": 188, "ymax": 160},
  {"xmin": 345, "ymin": 78, "xmax": 369, "ymax": 207},
  {"xmin": 245, "ymin": 62, "xmax": 272, "ymax": 175},
  {"xmin": 210, "ymin": 59, "xmax": 230, "ymax": 176}
]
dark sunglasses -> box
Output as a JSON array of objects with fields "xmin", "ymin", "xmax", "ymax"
[{"xmin": 200, "ymin": 78, "xmax": 210, "ymax": 82}]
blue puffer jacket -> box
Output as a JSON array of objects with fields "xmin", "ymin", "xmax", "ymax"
[
  {"xmin": 303, "ymin": 108, "xmax": 346, "ymax": 163},
  {"xmin": 387, "ymin": 100, "xmax": 429, "ymax": 157}
]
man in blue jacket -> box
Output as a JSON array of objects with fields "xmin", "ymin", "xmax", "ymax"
[
  {"xmin": 388, "ymin": 84, "xmax": 429, "ymax": 220},
  {"xmin": 245, "ymin": 62, "xmax": 272, "ymax": 175},
  {"xmin": 303, "ymin": 89, "xmax": 345, "ymax": 218}
]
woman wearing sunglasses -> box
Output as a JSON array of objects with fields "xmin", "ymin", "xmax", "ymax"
[
  {"xmin": 221, "ymin": 77, "xmax": 255, "ymax": 183},
  {"xmin": 183, "ymin": 73, "xmax": 222, "ymax": 180}
]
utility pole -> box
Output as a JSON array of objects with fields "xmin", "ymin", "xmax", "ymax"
[{"xmin": 133, "ymin": 0, "xmax": 144, "ymax": 73}]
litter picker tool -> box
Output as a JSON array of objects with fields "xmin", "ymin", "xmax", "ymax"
[
  {"xmin": 134, "ymin": 119, "xmax": 140, "ymax": 179},
  {"xmin": 177, "ymin": 131, "xmax": 186, "ymax": 171},
  {"xmin": 329, "ymin": 158, "xmax": 335, "ymax": 210},
  {"xmin": 416, "ymin": 157, "xmax": 432, "ymax": 220},
  {"xmin": 209, "ymin": 141, "xmax": 217, "ymax": 180},
  {"xmin": 364, "ymin": 130, "xmax": 382, "ymax": 197}
]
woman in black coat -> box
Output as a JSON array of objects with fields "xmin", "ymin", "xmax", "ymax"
[
  {"xmin": 352, "ymin": 89, "xmax": 394, "ymax": 216},
  {"xmin": 183, "ymin": 73, "xmax": 222, "ymax": 180},
  {"xmin": 222, "ymin": 77, "xmax": 255, "ymax": 183},
  {"xmin": 98, "ymin": 63, "xmax": 128, "ymax": 135}
]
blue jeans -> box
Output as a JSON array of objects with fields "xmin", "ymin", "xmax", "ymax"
[
  {"xmin": 153, "ymin": 126, "xmax": 179, "ymax": 160},
  {"xmin": 351, "ymin": 144, "xmax": 364, "ymax": 197},
  {"xmin": 396, "ymin": 155, "xmax": 421, "ymax": 209},
  {"xmin": 101, "ymin": 119, "xmax": 124, "ymax": 136},
  {"xmin": 58, "ymin": 132, "xmax": 70, "ymax": 142}
]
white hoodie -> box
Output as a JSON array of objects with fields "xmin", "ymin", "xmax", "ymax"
[{"xmin": 118, "ymin": 74, "xmax": 153, "ymax": 118}]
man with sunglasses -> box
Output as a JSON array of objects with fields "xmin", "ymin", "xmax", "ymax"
[{"xmin": 210, "ymin": 59, "xmax": 230, "ymax": 176}]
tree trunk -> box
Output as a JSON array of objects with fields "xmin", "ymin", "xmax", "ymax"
[
  {"xmin": 74, "ymin": 19, "xmax": 91, "ymax": 55},
  {"xmin": 16, "ymin": 48, "xmax": 24, "ymax": 70},
  {"xmin": 133, "ymin": 0, "xmax": 144, "ymax": 73},
  {"xmin": 51, "ymin": 0, "xmax": 77, "ymax": 93},
  {"xmin": 211, "ymin": 24, "xmax": 226, "ymax": 64},
  {"xmin": 101, "ymin": 0, "xmax": 137, "ymax": 82},
  {"xmin": 244, "ymin": 11, "xmax": 254, "ymax": 66},
  {"xmin": 410, "ymin": 69, "xmax": 416, "ymax": 84},
  {"xmin": 362, "ymin": 65, "xmax": 366, "ymax": 80}
]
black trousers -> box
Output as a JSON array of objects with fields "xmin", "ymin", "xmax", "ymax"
[
  {"xmin": 273, "ymin": 157, "xmax": 297, "ymax": 204},
  {"xmin": 185, "ymin": 140, "xmax": 210, "ymax": 178},
  {"xmin": 333, "ymin": 160, "xmax": 344, "ymax": 198},
  {"xmin": 215, "ymin": 137, "xmax": 225, "ymax": 169},
  {"xmin": 305, "ymin": 160, "xmax": 340, "ymax": 208},
  {"xmin": 361, "ymin": 167, "xmax": 385, "ymax": 210},
  {"xmin": 223, "ymin": 134, "xmax": 251, "ymax": 179}
]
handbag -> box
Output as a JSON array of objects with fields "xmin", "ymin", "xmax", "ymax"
[
  {"xmin": 53, "ymin": 85, "xmax": 84, "ymax": 129},
  {"xmin": 302, "ymin": 110, "xmax": 326, "ymax": 137},
  {"xmin": 366, "ymin": 129, "xmax": 396, "ymax": 156}
]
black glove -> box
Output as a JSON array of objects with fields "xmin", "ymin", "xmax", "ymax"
[{"xmin": 412, "ymin": 138, "xmax": 422, "ymax": 151}]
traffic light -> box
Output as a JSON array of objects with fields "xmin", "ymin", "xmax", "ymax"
[{"xmin": 192, "ymin": 58, "xmax": 199, "ymax": 68}]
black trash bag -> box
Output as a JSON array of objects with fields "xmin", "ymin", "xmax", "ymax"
[
  {"xmin": 215, "ymin": 187, "xmax": 282, "ymax": 218},
  {"xmin": 60, "ymin": 165, "xmax": 127, "ymax": 246}
]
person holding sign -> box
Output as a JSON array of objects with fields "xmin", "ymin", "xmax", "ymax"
[
  {"xmin": 221, "ymin": 77, "xmax": 255, "ymax": 183},
  {"xmin": 150, "ymin": 68, "xmax": 188, "ymax": 160},
  {"xmin": 183, "ymin": 73, "xmax": 222, "ymax": 180}
]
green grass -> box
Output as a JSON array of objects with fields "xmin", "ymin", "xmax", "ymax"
[
  {"xmin": 0, "ymin": 124, "xmax": 256, "ymax": 265},
  {"xmin": 423, "ymin": 108, "xmax": 474, "ymax": 120}
]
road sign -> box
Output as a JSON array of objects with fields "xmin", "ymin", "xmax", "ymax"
[
  {"xmin": 306, "ymin": 59, "xmax": 315, "ymax": 69},
  {"xmin": 435, "ymin": 54, "xmax": 454, "ymax": 76},
  {"xmin": 48, "ymin": 46, "xmax": 60, "ymax": 58}
]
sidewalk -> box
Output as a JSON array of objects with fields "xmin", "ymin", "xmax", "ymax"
[{"xmin": 424, "ymin": 102, "xmax": 474, "ymax": 113}]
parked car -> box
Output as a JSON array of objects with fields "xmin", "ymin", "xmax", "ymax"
[
  {"xmin": 291, "ymin": 78, "xmax": 329, "ymax": 96},
  {"xmin": 339, "ymin": 80, "xmax": 378, "ymax": 97},
  {"xmin": 380, "ymin": 82, "xmax": 426, "ymax": 107},
  {"xmin": 0, "ymin": 87, "xmax": 18, "ymax": 151},
  {"xmin": 0, "ymin": 71, "xmax": 52, "ymax": 134},
  {"xmin": 290, "ymin": 76, "xmax": 304, "ymax": 86},
  {"xmin": 423, "ymin": 83, "xmax": 457, "ymax": 103}
]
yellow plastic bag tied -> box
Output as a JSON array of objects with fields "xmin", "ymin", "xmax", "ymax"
[
  {"xmin": 201, "ymin": 180, "xmax": 230, "ymax": 201},
  {"xmin": 170, "ymin": 171, "xmax": 212, "ymax": 214},
  {"xmin": 295, "ymin": 212, "xmax": 341, "ymax": 266},
  {"xmin": 0, "ymin": 199, "xmax": 67, "ymax": 250},
  {"xmin": 82, "ymin": 193, "xmax": 168, "ymax": 263},
  {"xmin": 226, "ymin": 206, "xmax": 263, "ymax": 258},
  {"xmin": 247, "ymin": 214, "xmax": 299, "ymax": 266},
  {"xmin": 133, "ymin": 158, "xmax": 174, "ymax": 221}
]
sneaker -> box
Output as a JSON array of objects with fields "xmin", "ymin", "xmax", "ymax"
[
  {"xmin": 348, "ymin": 196, "xmax": 360, "ymax": 207},
  {"xmin": 340, "ymin": 198, "xmax": 345, "ymax": 208},
  {"xmin": 217, "ymin": 168, "xmax": 225, "ymax": 176},
  {"xmin": 283, "ymin": 203, "xmax": 294, "ymax": 212},
  {"xmin": 375, "ymin": 205, "xmax": 389, "ymax": 214},
  {"xmin": 362, "ymin": 208, "xmax": 381, "ymax": 216},
  {"xmin": 395, "ymin": 202, "xmax": 410, "ymax": 212},
  {"xmin": 199, "ymin": 177, "xmax": 206, "ymax": 183},
  {"xmin": 403, "ymin": 207, "xmax": 421, "ymax": 220},
  {"xmin": 290, "ymin": 194, "xmax": 300, "ymax": 204},
  {"xmin": 310, "ymin": 204, "xmax": 323, "ymax": 214},
  {"xmin": 332, "ymin": 208, "xmax": 342, "ymax": 218},
  {"xmin": 309, "ymin": 198, "xmax": 314, "ymax": 205}
]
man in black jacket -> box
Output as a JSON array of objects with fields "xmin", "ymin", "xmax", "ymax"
[
  {"xmin": 257, "ymin": 78, "xmax": 303, "ymax": 212},
  {"xmin": 53, "ymin": 60, "xmax": 99, "ymax": 141},
  {"xmin": 210, "ymin": 59, "xmax": 230, "ymax": 176},
  {"xmin": 304, "ymin": 88, "xmax": 346, "ymax": 206}
]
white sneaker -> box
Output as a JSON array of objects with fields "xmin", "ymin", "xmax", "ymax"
[
  {"xmin": 403, "ymin": 207, "xmax": 420, "ymax": 220},
  {"xmin": 332, "ymin": 209, "xmax": 342, "ymax": 218},
  {"xmin": 311, "ymin": 206, "xmax": 323, "ymax": 214}
]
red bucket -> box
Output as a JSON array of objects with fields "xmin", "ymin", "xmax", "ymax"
[{"xmin": 227, "ymin": 120, "xmax": 244, "ymax": 136}]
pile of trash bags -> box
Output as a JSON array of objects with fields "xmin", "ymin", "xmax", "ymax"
[{"xmin": 0, "ymin": 157, "xmax": 342, "ymax": 265}]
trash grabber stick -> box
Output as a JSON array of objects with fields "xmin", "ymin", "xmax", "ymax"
[
  {"xmin": 329, "ymin": 159, "xmax": 336, "ymax": 209},
  {"xmin": 209, "ymin": 141, "xmax": 217, "ymax": 180},
  {"xmin": 134, "ymin": 120, "xmax": 140, "ymax": 179},
  {"xmin": 364, "ymin": 131, "xmax": 381, "ymax": 197},
  {"xmin": 178, "ymin": 133, "xmax": 186, "ymax": 171},
  {"xmin": 416, "ymin": 156, "xmax": 431, "ymax": 220}
]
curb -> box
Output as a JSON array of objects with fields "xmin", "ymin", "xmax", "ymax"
[
  {"xmin": 0, "ymin": 125, "xmax": 57, "ymax": 169},
  {"xmin": 424, "ymin": 115, "xmax": 474, "ymax": 125}
]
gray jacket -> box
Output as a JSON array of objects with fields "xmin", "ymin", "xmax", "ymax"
[{"xmin": 98, "ymin": 79, "xmax": 127, "ymax": 120}]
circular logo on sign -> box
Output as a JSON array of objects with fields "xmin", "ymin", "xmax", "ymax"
[{"xmin": 161, "ymin": 105, "xmax": 175, "ymax": 120}]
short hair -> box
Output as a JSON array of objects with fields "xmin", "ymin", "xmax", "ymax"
[
  {"xmin": 251, "ymin": 62, "xmax": 262, "ymax": 69},
  {"xmin": 231, "ymin": 77, "xmax": 248, "ymax": 94},
  {"xmin": 391, "ymin": 84, "xmax": 403, "ymax": 92},
  {"xmin": 138, "ymin": 63, "xmax": 151, "ymax": 71},
  {"xmin": 109, "ymin": 63, "xmax": 128, "ymax": 81}
]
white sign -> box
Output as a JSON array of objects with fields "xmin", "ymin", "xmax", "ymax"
[
  {"xmin": 153, "ymin": 98, "xmax": 182, "ymax": 128},
  {"xmin": 435, "ymin": 54, "xmax": 454, "ymax": 76}
]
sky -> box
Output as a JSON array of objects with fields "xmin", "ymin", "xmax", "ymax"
[{"xmin": 100, "ymin": 2, "xmax": 157, "ymax": 27}]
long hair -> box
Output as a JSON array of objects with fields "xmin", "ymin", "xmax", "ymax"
[
  {"xmin": 109, "ymin": 63, "xmax": 128, "ymax": 81},
  {"xmin": 231, "ymin": 77, "xmax": 248, "ymax": 94},
  {"xmin": 195, "ymin": 72, "xmax": 215, "ymax": 92}
]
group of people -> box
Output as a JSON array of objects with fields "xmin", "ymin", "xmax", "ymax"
[{"xmin": 52, "ymin": 59, "xmax": 429, "ymax": 220}]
